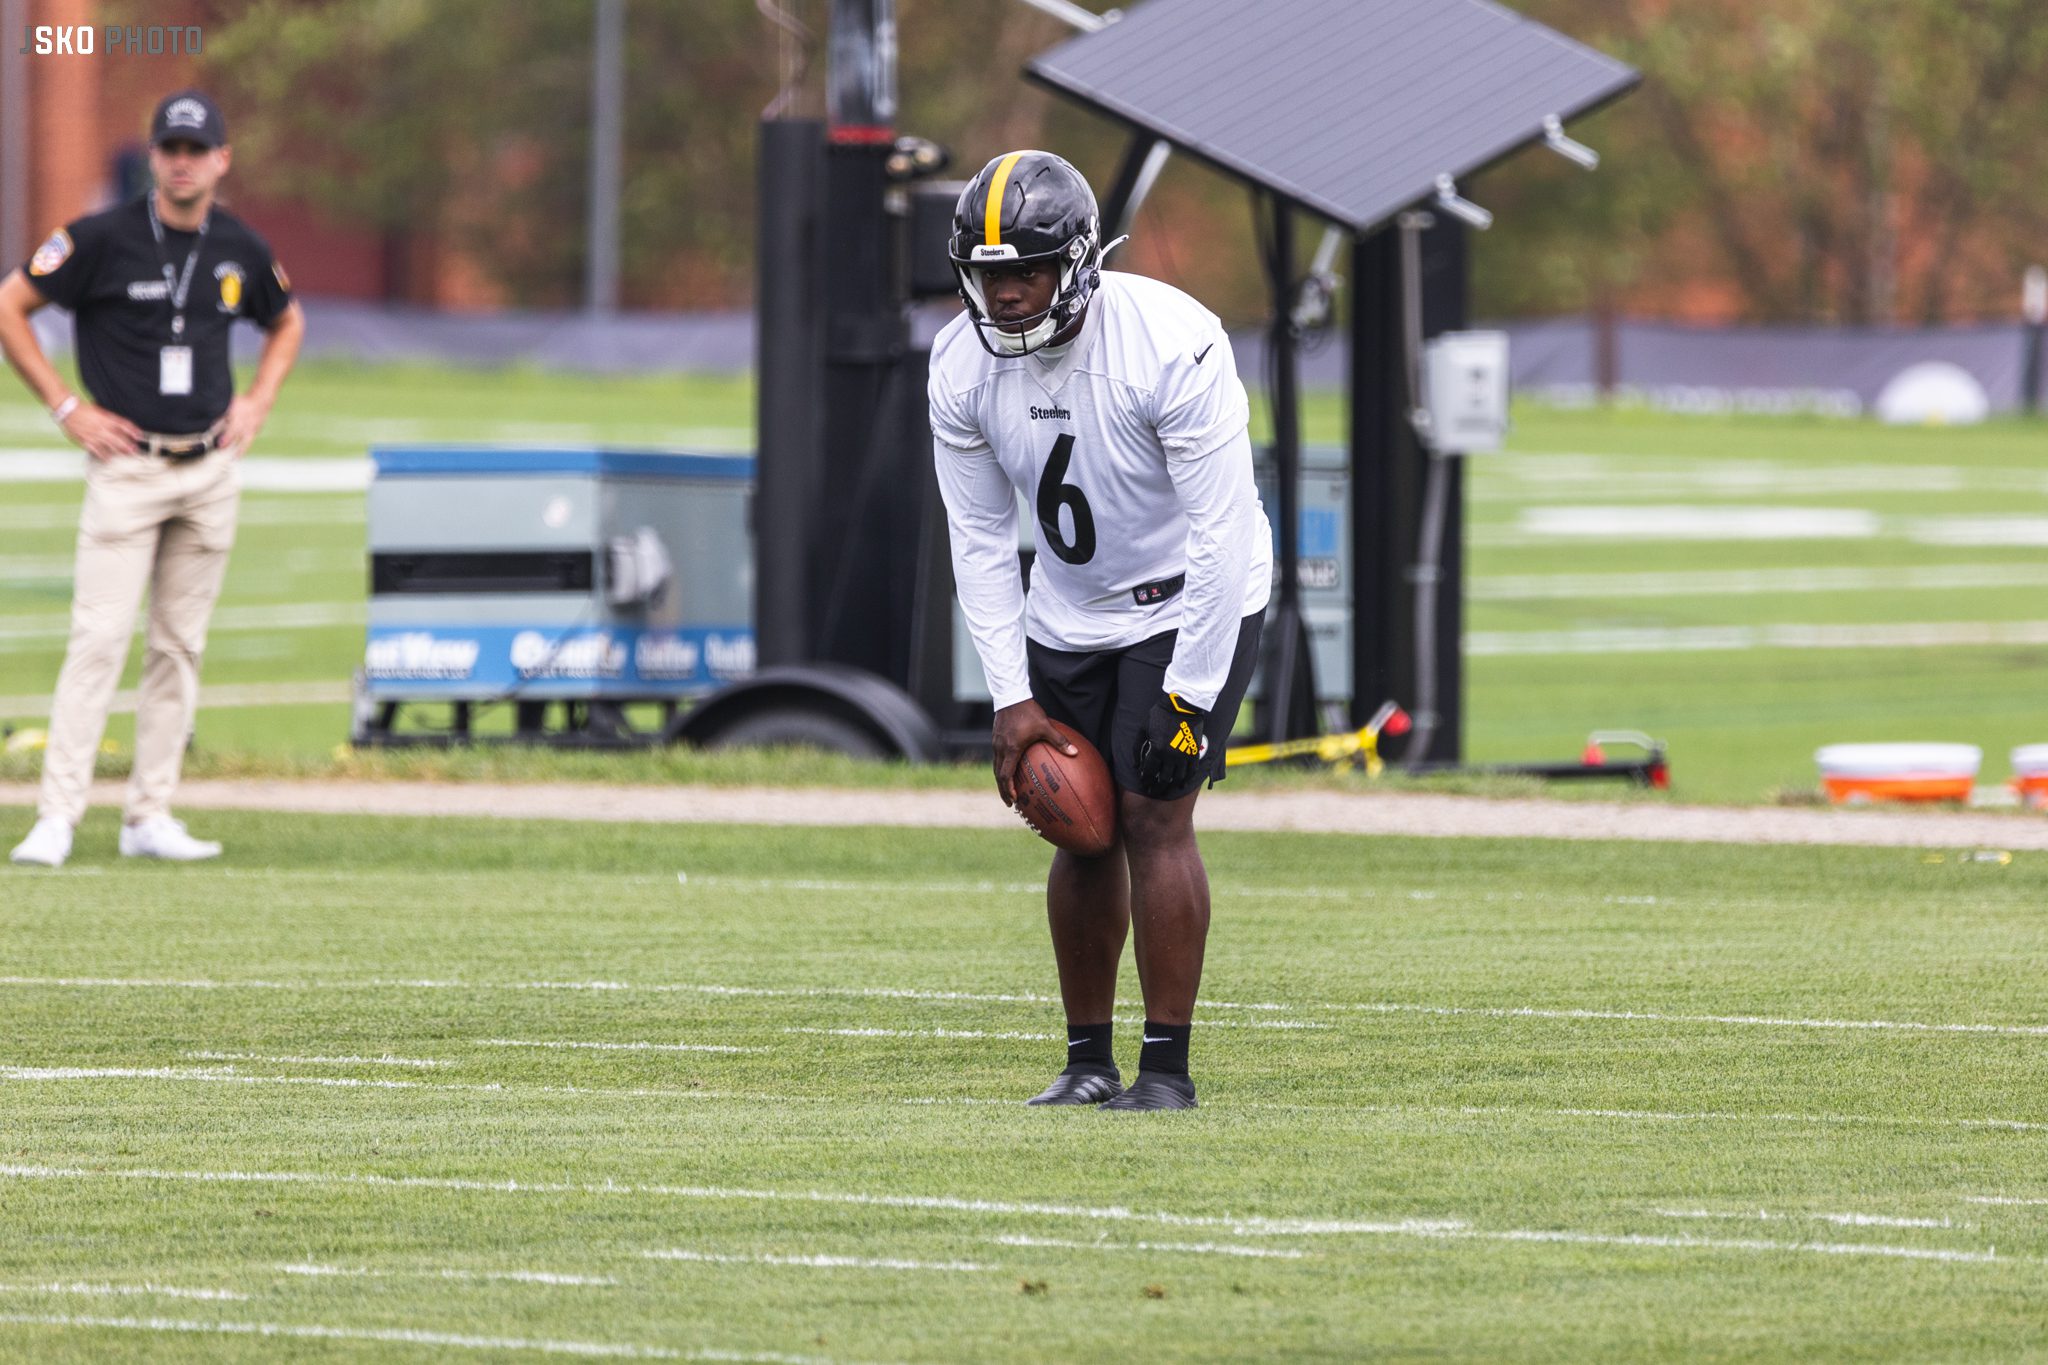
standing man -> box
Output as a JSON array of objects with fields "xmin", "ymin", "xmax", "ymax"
[
  {"xmin": 931, "ymin": 151, "xmax": 1272, "ymax": 1110},
  {"xmin": 4, "ymin": 90, "xmax": 303, "ymax": 868}
]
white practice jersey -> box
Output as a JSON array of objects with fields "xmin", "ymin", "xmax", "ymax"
[{"xmin": 930, "ymin": 270, "xmax": 1273, "ymax": 711}]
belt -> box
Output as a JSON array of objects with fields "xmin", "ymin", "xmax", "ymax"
[
  {"xmin": 139, "ymin": 424, "xmax": 222, "ymax": 460},
  {"xmin": 1130, "ymin": 573, "xmax": 1185, "ymax": 606}
]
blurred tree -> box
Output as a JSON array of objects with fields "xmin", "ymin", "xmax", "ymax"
[
  {"xmin": 1476, "ymin": 0, "xmax": 2048, "ymax": 323},
  {"xmin": 171, "ymin": 0, "xmax": 2047, "ymax": 323}
]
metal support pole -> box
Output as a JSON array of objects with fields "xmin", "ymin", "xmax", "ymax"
[
  {"xmin": 585, "ymin": 0, "xmax": 625, "ymax": 313},
  {"xmin": 1259, "ymin": 193, "xmax": 1317, "ymax": 743},
  {"xmin": 1100, "ymin": 132, "xmax": 1168, "ymax": 244},
  {"xmin": 2023, "ymin": 266, "xmax": 2047, "ymax": 417}
]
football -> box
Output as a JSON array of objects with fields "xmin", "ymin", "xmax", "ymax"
[{"xmin": 1013, "ymin": 721, "xmax": 1117, "ymax": 856}]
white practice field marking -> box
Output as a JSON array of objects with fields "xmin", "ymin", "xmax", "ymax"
[
  {"xmin": 1488, "ymin": 506, "xmax": 1884, "ymax": 544},
  {"xmin": 0, "ymin": 452, "xmax": 372, "ymax": 491},
  {"xmin": 1433, "ymin": 1229, "xmax": 2010, "ymax": 1265},
  {"xmin": 8, "ymin": 975, "xmax": 2048, "ymax": 1043},
  {"xmin": 0, "ymin": 1161, "xmax": 1463, "ymax": 1238},
  {"xmin": 0, "ymin": 1281, "xmax": 246, "ymax": 1302},
  {"xmin": 1468, "ymin": 620, "xmax": 2048, "ymax": 657},
  {"xmin": 1485, "ymin": 454, "xmax": 2048, "ymax": 499},
  {"xmin": 1470, "ymin": 563, "xmax": 2048, "ymax": 602},
  {"xmin": 991, "ymin": 1235, "xmax": 1308, "ymax": 1261},
  {"xmin": 0, "ymin": 600, "xmax": 361, "ymax": 645},
  {"xmin": 0, "ymin": 499, "xmax": 362, "ymax": 532},
  {"xmin": 0, "ymin": 1313, "xmax": 823, "ymax": 1362},
  {"xmin": 279, "ymin": 1263, "xmax": 618, "ymax": 1287},
  {"xmin": 0, "ymin": 1166, "xmax": 2016, "ymax": 1275},
  {"xmin": 1909, "ymin": 517, "xmax": 2048, "ymax": 547},
  {"xmin": 644, "ymin": 1249, "xmax": 987, "ymax": 1273},
  {"xmin": 0, "ymin": 1065, "xmax": 727, "ymax": 1102},
  {"xmin": 186, "ymin": 1051, "xmax": 450, "ymax": 1069},
  {"xmin": 0, "ymin": 680, "xmax": 352, "ymax": 719},
  {"xmin": 1965, "ymin": 1195, "xmax": 2048, "ymax": 1208},
  {"xmin": 1654, "ymin": 1208, "xmax": 1957, "ymax": 1230},
  {"xmin": 475, "ymin": 1039, "xmax": 764, "ymax": 1055},
  {"xmin": 1336, "ymin": 1001, "xmax": 2048, "ymax": 1038},
  {"xmin": 786, "ymin": 1028, "xmax": 1057, "ymax": 1042}
]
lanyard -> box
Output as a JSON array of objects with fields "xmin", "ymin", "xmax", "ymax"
[{"xmin": 146, "ymin": 197, "xmax": 210, "ymax": 340}]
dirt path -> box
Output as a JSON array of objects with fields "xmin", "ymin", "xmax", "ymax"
[{"xmin": 4, "ymin": 779, "xmax": 2044, "ymax": 850}]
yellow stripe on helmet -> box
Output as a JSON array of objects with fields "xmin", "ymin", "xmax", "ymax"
[{"xmin": 983, "ymin": 152, "xmax": 1025, "ymax": 248}]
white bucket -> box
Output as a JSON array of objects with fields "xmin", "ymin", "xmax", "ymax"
[{"xmin": 1815, "ymin": 743, "xmax": 1981, "ymax": 804}]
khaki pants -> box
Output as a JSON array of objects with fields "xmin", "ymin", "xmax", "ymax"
[{"xmin": 37, "ymin": 447, "xmax": 241, "ymax": 827}]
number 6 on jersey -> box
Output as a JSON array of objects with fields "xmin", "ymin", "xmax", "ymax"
[{"xmin": 1035, "ymin": 432, "xmax": 1096, "ymax": 565}]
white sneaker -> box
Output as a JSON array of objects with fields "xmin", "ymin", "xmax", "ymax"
[
  {"xmin": 10, "ymin": 816, "xmax": 73, "ymax": 868},
  {"xmin": 119, "ymin": 815, "xmax": 222, "ymax": 862}
]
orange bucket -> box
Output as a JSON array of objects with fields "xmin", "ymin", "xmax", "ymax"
[
  {"xmin": 2013, "ymin": 746, "xmax": 2048, "ymax": 810},
  {"xmin": 1816, "ymin": 744, "xmax": 1980, "ymax": 806}
]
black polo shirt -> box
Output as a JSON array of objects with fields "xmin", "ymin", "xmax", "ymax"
[{"xmin": 21, "ymin": 199, "xmax": 293, "ymax": 434}]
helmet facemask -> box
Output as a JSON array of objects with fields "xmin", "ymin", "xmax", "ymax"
[{"xmin": 953, "ymin": 232, "xmax": 1101, "ymax": 358}]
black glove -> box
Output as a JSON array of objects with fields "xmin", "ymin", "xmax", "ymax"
[{"xmin": 1133, "ymin": 690, "xmax": 1208, "ymax": 797}]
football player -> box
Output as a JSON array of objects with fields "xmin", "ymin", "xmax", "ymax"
[{"xmin": 931, "ymin": 151, "xmax": 1272, "ymax": 1110}]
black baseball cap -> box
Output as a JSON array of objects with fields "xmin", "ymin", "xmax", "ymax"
[{"xmin": 150, "ymin": 91, "xmax": 227, "ymax": 148}]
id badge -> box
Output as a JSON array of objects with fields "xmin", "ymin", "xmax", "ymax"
[{"xmin": 159, "ymin": 345, "xmax": 193, "ymax": 396}]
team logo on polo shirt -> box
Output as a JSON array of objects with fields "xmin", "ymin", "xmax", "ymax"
[
  {"xmin": 215, "ymin": 261, "xmax": 244, "ymax": 313},
  {"xmin": 28, "ymin": 228, "xmax": 71, "ymax": 276}
]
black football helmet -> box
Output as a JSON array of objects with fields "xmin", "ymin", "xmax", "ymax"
[{"xmin": 948, "ymin": 150, "xmax": 1111, "ymax": 357}]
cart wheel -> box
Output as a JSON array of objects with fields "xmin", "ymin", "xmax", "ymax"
[{"xmin": 701, "ymin": 706, "xmax": 890, "ymax": 758}]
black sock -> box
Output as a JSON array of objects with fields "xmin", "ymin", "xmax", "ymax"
[
  {"xmin": 1063, "ymin": 1021, "xmax": 1116, "ymax": 1075},
  {"xmin": 1138, "ymin": 1020, "xmax": 1192, "ymax": 1077}
]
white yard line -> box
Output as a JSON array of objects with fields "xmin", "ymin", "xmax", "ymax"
[
  {"xmin": 1468, "ymin": 619, "xmax": 2048, "ymax": 657},
  {"xmin": 0, "ymin": 453, "xmax": 372, "ymax": 491},
  {"xmin": 0, "ymin": 1065, "xmax": 728, "ymax": 1101},
  {"xmin": 1337, "ymin": 1001, "xmax": 2048, "ymax": 1038},
  {"xmin": 0, "ymin": 1161, "xmax": 1465, "ymax": 1237},
  {"xmin": 0, "ymin": 1313, "xmax": 822, "ymax": 1362},
  {"xmin": 0, "ymin": 600, "xmax": 361, "ymax": 645},
  {"xmin": 785, "ymin": 1028, "xmax": 1056, "ymax": 1042},
  {"xmin": 644, "ymin": 1250, "xmax": 986, "ymax": 1273},
  {"xmin": 1471, "ymin": 564, "xmax": 2048, "ymax": 602},
  {"xmin": 0, "ymin": 680, "xmax": 352, "ymax": 719},
  {"xmin": 0, "ymin": 1281, "xmax": 246, "ymax": 1302},
  {"xmin": 278, "ymin": 1263, "xmax": 618, "ymax": 1287},
  {"xmin": 476, "ymin": 1039, "xmax": 764, "ymax": 1055},
  {"xmin": 1434, "ymin": 1228, "xmax": 2008, "ymax": 1265},
  {"xmin": 186, "ymin": 1051, "xmax": 450, "ymax": 1069},
  {"xmin": 991, "ymin": 1235, "xmax": 1308, "ymax": 1260},
  {"xmin": 0, "ymin": 499, "xmax": 361, "ymax": 532},
  {"xmin": 1654, "ymin": 1208, "xmax": 1957, "ymax": 1230},
  {"xmin": 7, "ymin": 974, "xmax": 2048, "ymax": 1043}
]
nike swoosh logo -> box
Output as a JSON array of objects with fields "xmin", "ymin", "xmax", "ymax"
[
  {"xmin": 1193, "ymin": 344, "xmax": 1214, "ymax": 364},
  {"xmin": 1143, "ymin": 1035, "xmax": 1174, "ymax": 1044},
  {"xmin": 1068, "ymin": 1039, "xmax": 1087, "ymax": 1048}
]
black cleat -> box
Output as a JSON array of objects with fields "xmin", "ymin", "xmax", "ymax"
[
  {"xmin": 1098, "ymin": 1071, "xmax": 1197, "ymax": 1111},
  {"xmin": 1026, "ymin": 1068, "xmax": 1123, "ymax": 1106}
]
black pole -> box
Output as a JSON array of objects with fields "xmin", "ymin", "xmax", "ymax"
[
  {"xmin": 1260, "ymin": 193, "xmax": 1317, "ymax": 743},
  {"xmin": 2024, "ymin": 322, "xmax": 2045, "ymax": 417},
  {"xmin": 753, "ymin": 118, "xmax": 826, "ymax": 667},
  {"xmin": 1347, "ymin": 215, "xmax": 1466, "ymax": 763}
]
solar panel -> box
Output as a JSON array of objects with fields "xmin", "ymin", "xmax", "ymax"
[{"xmin": 1025, "ymin": 0, "xmax": 1640, "ymax": 232}]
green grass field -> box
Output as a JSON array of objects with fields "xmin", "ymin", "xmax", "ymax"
[
  {"xmin": 4, "ymin": 360, "xmax": 2047, "ymax": 803},
  {"xmin": 3, "ymin": 809, "xmax": 2047, "ymax": 1360}
]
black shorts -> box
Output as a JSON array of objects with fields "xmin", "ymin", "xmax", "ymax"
[{"xmin": 1026, "ymin": 609, "xmax": 1265, "ymax": 800}]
